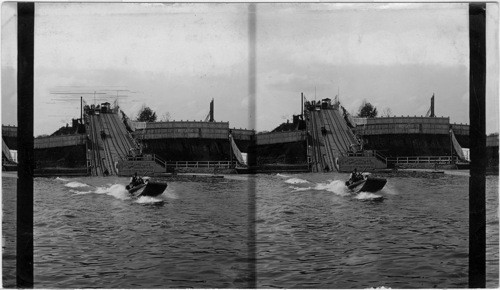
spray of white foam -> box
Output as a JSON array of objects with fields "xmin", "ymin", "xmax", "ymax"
[
  {"xmin": 94, "ymin": 184, "xmax": 131, "ymax": 200},
  {"xmin": 290, "ymin": 178, "xmax": 386, "ymax": 200},
  {"xmin": 135, "ymin": 196, "xmax": 163, "ymax": 204},
  {"xmin": 94, "ymin": 186, "xmax": 109, "ymax": 194},
  {"xmin": 380, "ymin": 183, "xmax": 397, "ymax": 195},
  {"xmin": 285, "ymin": 178, "xmax": 309, "ymax": 184},
  {"xmin": 277, "ymin": 173, "xmax": 291, "ymax": 178},
  {"xmin": 290, "ymin": 186, "xmax": 313, "ymax": 192},
  {"xmin": 289, "ymin": 180, "xmax": 350, "ymax": 196},
  {"xmin": 69, "ymin": 189, "xmax": 93, "ymax": 195},
  {"xmin": 162, "ymin": 188, "xmax": 178, "ymax": 199},
  {"xmin": 65, "ymin": 181, "xmax": 89, "ymax": 188},
  {"xmin": 355, "ymin": 192, "xmax": 383, "ymax": 200},
  {"xmin": 56, "ymin": 177, "xmax": 70, "ymax": 182},
  {"xmin": 313, "ymin": 180, "xmax": 351, "ymax": 196}
]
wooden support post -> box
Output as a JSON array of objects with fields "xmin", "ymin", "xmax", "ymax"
[
  {"xmin": 469, "ymin": 3, "xmax": 486, "ymax": 288},
  {"xmin": 17, "ymin": 2, "xmax": 34, "ymax": 288},
  {"xmin": 301, "ymin": 92, "xmax": 304, "ymax": 117}
]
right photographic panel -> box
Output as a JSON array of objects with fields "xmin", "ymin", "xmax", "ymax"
[{"xmin": 252, "ymin": 3, "xmax": 498, "ymax": 288}]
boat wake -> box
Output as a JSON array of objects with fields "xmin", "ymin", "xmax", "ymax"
[
  {"xmin": 289, "ymin": 179, "xmax": 386, "ymax": 201},
  {"xmin": 355, "ymin": 191, "xmax": 384, "ymax": 201},
  {"xmin": 314, "ymin": 180, "xmax": 351, "ymax": 196},
  {"xmin": 69, "ymin": 189, "xmax": 93, "ymax": 195},
  {"xmin": 95, "ymin": 184, "xmax": 131, "ymax": 200},
  {"xmin": 285, "ymin": 177, "xmax": 310, "ymax": 184},
  {"xmin": 379, "ymin": 183, "xmax": 398, "ymax": 195},
  {"xmin": 162, "ymin": 187, "xmax": 177, "ymax": 199},
  {"xmin": 67, "ymin": 182, "xmax": 131, "ymax": 200},
  {"xmin": 135, "ymin": 196, "xmax": 164, "ymax": 204},
  {"xmin": 66, "ymin": 181, "xmax": 170, "ymax": 203},
  {"xmin": 290, "ymin": 186, "xmax": 312, "ymax": 192},
  {"xmin": 64, "ymin": 181, "xmax": 90, "ymax": 188},
  {"xmin": 290, "ymin": 180, "xmax": 351, "ymax": 196}
]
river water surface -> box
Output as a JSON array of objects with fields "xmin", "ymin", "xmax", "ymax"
[
  {"xmin": 3, "ymin": 174, "xmax": 252, "ymax": 288},
  {"xmin": 2, "ymin": 172, "xmax": 498, "ymax": 288}
]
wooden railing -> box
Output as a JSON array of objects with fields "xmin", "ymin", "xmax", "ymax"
[
  {"xmin": 386, "ymin": 156, "xmax": 459, "ymax": 164},
  {"xmin": 125, "ymin": 154, "xmax": 165, "ymax": 167},
  {"xmin": 153, "ymin": 154, "xmax": 166, "ymax": 168},
  {"xmin": 165, "ymin": 161, "xmax": 236, "ymax": 169},
  {"xmin": 345, "ymin": 151, "xmax": 463, "ymax": 165},
  {"xmin": 374, "ymin": 151, "xmax": 388, "ymax": 163},
  {"xmin": 347, "ymin": 150, "xmax": 387, "ymax": 160}
]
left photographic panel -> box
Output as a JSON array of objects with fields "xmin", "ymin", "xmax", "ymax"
[
  {"xmin": 3, "ymin": 2, "xmax": 256, "ymax": 288},
  {"xmin": 2, "ymin": 1, "xmax": 19, "ymax": 287}
]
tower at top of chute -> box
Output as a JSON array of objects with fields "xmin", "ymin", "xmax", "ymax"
[
  {"xmin": 426, "ymin": 94, "xmax": 436, "ymax": 117},
  {"xmin": 205, "ymin": 98, "xmax": 215, "ymax": 122}
]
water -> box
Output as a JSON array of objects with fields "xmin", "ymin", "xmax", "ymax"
[
  {"xmin": 3, "ymin": 175, "xmax": 252, "ymax": 288},
  {"xmin": 2, "ymin": 172, "xmax": 498, "ymax": 288},
  {"xmin": 256, "ymin": 172, "xmax": 499, "ymax": 288}
]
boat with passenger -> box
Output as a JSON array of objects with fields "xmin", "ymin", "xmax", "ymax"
[
  {"xmin": 345, "ymin": 168, "xmax": 387, "ymax": 193},
  {"xmin": 126, "ymin": 173, "xmax": 168, "ymax": 197}
]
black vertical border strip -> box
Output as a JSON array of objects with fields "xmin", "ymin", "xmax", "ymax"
[
  {"xmin": 247, "ymin": 3, "xmax": 257, "ymax": 288},
  {"xmin": 468, "ymin": 2, "xmax": 486, "ymax": 288},
  {"xmin": 17, "ymin": 2, "xmax": 35, "ymax": 288}
]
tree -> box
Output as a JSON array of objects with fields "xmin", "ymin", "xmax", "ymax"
[
  {"xmin": 161, "ymin": 112, "xmax": 171, "ymax": 122},
  {"xmin": 382, "ymin": 107, "xmax": 392, "ymax": 117},
  {"xmin": 136, "ymin": 105, "xmax": 157, "ymax": 122},
  {"xmin": 357, "ymin": 100, "xmax": 378, "ymax": 118}
]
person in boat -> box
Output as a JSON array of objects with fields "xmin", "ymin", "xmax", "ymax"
[
  {"xmin": 129, "ymin": 172, "xmax": 144, "ymax": 188},
  {"xmin": 348, "ymin": 168, "xmax": 364, "ymax": 185}
]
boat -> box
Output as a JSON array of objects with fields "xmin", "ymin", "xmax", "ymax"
[
  {"xmin": 346, "ymin": 176, "xmax": 387, "ymax": 193},
  {"xmin": 126, "ymin": 178, "xmax": 168, "ymax": 197}
]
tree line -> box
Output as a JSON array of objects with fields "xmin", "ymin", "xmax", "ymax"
[
  {"xmin": 136, "ymin": 105, "xmax": 170, "ymax": 122},
  {"xmin": 134, "ymin": 100, "xmax": 386, "ymax": 123}
]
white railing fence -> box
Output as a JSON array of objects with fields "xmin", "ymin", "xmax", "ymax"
[
  {"xmin": 165, "ymin": 161, "xmax": 236, "ymax": 169},
  {"xmin": 386, "ymin": 156, "xmax": 460, "ymax": 164}
]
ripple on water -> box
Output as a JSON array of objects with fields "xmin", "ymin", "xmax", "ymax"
[
  {"xmin": 256, "ymin": 173, "xmax": 496, "ymax": 288},
  {"xmin": 2, "ymin": 173, "xmax": 497, "ymax": 288},
  {"xmin": 1, "ymin": 176, "xmax": 252, "ymax": 288}
]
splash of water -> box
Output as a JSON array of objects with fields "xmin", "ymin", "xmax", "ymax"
[
  {"xmin": 135, "ymin": 196, "xmax": 163, "ymax": 204},
  {"xmin": 65, "ymin": 181, "xmax": 89, "ymax": 188},
  {"xmin": 162, "ymin": 188, "xmax": 178, "ymax": 199},
  {"xmin": 290, "ymin": 186, "xmax": 313, "ymax": 192},
  {"xmin": 380, "ymin": 183, "xmax": 397, "ymax": 195},
  {"xmin": 95, "ymin": 184, "xmax": 131, "ymax": 200},
  {"xmin": 285, "ymin": 178, "xmax": 309, "ymax": 184},
  {"xmin": 94, "ymin": 186, "xmax": 109, "ymax": 194},
  {"xmin": 277, "ymin": 173, "xmax": 291, "ymax": 178},
  {"xmin": 355, "ymin": 192, "xmax": 383, "ymax": 200},
  {"xmin": 69, "ymin": 189, "xmax": 93, "ymax": 195},
  {"xmin": 289, "ymin": 180, "xmax": 350, "ymax": 196},
  {"xmin": 314, "ymin": 180, "xmax": 351, "ymax": 196},
  {"xmin": 56, "ymin": 177, "xmax": 70, "ymax": 182}
]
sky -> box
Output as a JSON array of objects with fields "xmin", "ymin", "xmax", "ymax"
[{"xmin": 1, "ymin": 2, "xmax": 499, "ymax": 136}]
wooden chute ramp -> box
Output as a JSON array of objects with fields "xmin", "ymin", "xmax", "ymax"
[
  {"xmin": 86, "ymin": 105, "xmax": 152, "ymax": 176},
  {"xmin": 305, "ymin": 99, "xmax": 359, "ymax": 172}
]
